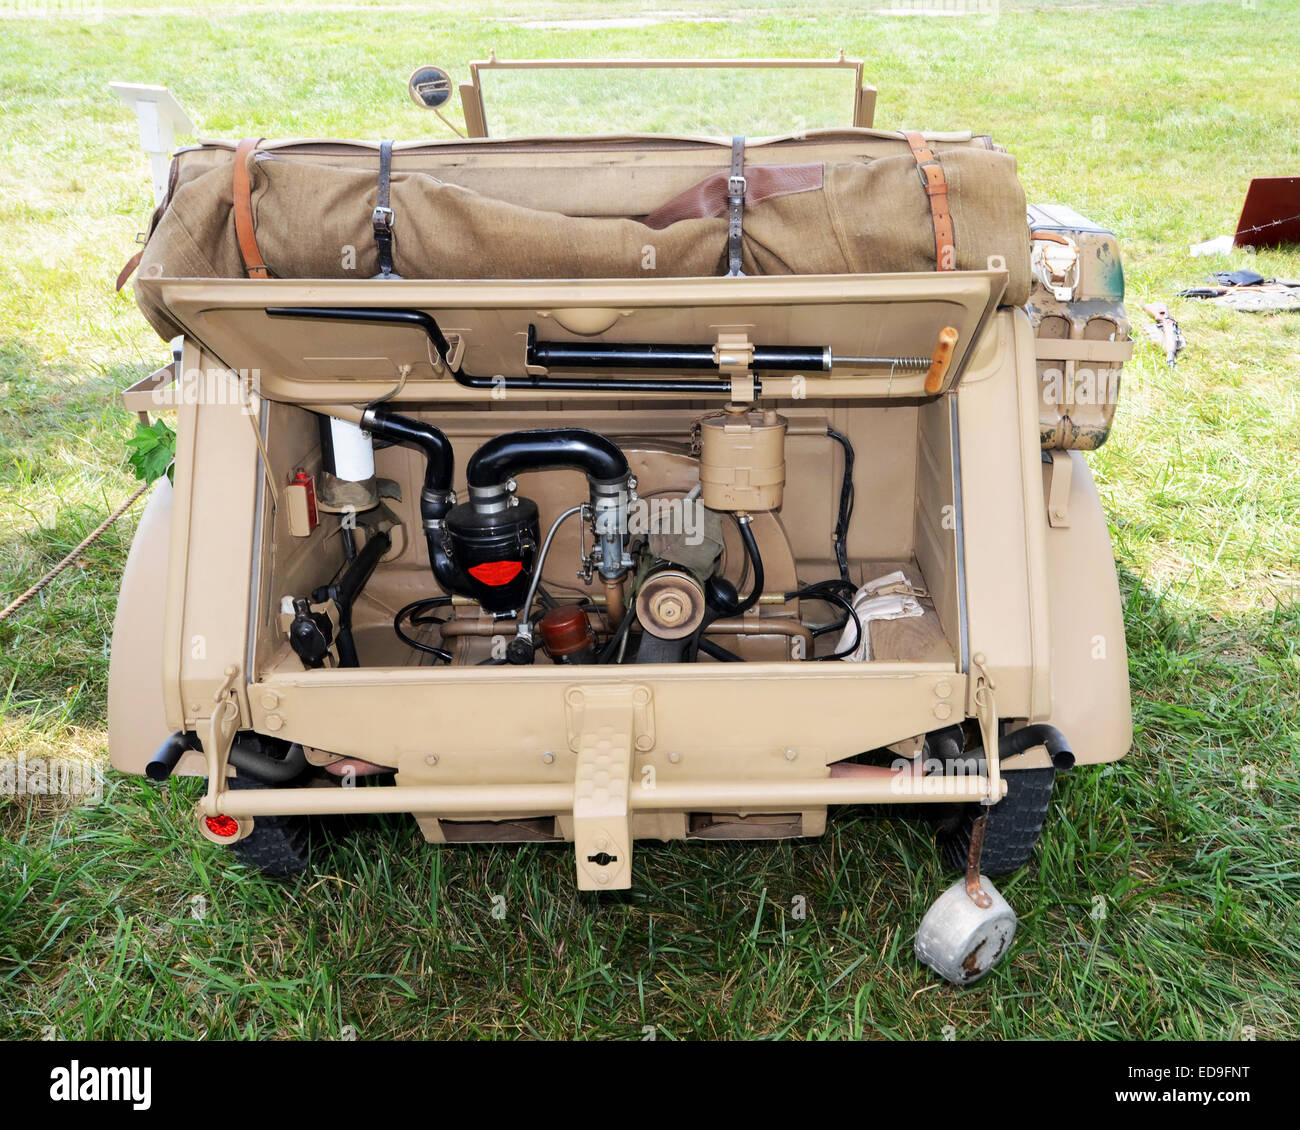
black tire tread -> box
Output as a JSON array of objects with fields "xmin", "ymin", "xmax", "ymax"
[
  {"xmin": 224, "ymin": 774, "xmax": 313, "ymax": 876},
  {"xmin": 937, "ymin": 766, "xmax": 1056, "ymax": 875}
]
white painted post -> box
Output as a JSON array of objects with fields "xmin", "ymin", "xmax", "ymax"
[
  {"xmin": 109, "ymin": 83, "xmax": 197, "ymax": 207},
  {"xmin": 110, "ymin": 83, "xmax": 199, "ymax": 363}
]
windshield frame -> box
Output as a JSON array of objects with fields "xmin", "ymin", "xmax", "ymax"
[{"xmin": 458, "ymin": 54, "xmax": 874, "ymax": 139}]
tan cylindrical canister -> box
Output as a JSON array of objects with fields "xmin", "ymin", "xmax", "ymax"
[{"xmin": 698, "ymin": 404, "xmax": 787, "ymax": 512}]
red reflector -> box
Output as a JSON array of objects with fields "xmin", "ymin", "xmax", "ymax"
[
  {"xmin": 467, "ymin": 560, "xmax": 524, "ymax": 586},
  {"xmin": 205, "ymin": 814, "xmax": 240, "ymax": 839}
]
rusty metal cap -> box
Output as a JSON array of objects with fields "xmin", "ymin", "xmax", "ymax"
[{"xmin": 538, "ymin": 605, "xmax": 593, "ymax": 657}]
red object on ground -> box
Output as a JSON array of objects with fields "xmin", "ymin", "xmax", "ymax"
[{"xmin": 1235, "ymin": 177, "xmax": 1300, "ymax": 248}]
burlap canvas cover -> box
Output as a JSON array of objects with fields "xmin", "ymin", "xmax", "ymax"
[{"xmin": 133, "ymin": 136, "xmax": 1029, "ymax": 340}]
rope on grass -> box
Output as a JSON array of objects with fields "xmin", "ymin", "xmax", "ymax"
[{"xmin": 0, "ymin": 481, "xmax": 151, "ymax": 625}]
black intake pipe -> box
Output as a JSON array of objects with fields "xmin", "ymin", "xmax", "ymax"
[
  {"xmin": 356, "ymin": 405, "xmax": 461, "ymax": 594},
  {"xmin": 361, "ymin": 405, "xmax": 453, "ymax": 505},
  {"xmin": 466, "ymin": 428, "xmax": 629, "ymax": 490},
  {"xmin": 463, "ymin": 428, "xmax": 632, "ymax": 587}
]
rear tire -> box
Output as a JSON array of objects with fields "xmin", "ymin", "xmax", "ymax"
[
  {"xmin": 224, "ymin": 774, "xmax": 313, "ymax": 877},
  {"xmin": 936, "ymin": 766, "xmax": 1056, "ymax": 876}
]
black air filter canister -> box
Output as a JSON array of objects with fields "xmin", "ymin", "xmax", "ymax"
[{"xmin": 442, "ymin": 496, "xmax": 539, "ymax": 614}]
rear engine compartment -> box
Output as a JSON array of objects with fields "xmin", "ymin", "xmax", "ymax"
[{"xmin": 255, "ymin": 396, "xmax": 962, "ymax": 684}]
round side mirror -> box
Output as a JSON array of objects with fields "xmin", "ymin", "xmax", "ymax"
[{"xmin": 408, "ymin": 65, "xmax": 454, "ymax": 110}]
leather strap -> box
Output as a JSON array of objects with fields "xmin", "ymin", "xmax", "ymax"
[
  {"xmin": 726, "ymin": 135, "xmax": 745, "ymax": 277},
  {"xmin": 115, "ymin": 249, "xmax": 143, "ymax": 291},
  {"xmin": 643, "ymin": 163, "xmax": 823, "ymax": 230},
  {"xmin": 902, "ymin": 130, "xmax": 955, "ymax": 272},
  {"xmin": 373, "ymin": 139, "xmax": 399, "ymax": 279},
  {"xmin": 233, "ymin": 137, "xmax": 271, "ymax": 279}
]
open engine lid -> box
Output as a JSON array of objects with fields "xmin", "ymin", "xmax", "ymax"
[{"xmin": 141, "ymin": 269, "xmax": 1007, "ymax": 405}]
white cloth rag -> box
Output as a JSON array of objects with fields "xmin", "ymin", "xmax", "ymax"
[{"xmin": 836, "ymin": 570, "xmax": 926, "ymax": 662}]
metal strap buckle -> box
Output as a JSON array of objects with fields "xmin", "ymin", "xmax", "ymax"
[
  {"xmin": 917, "ymin": 160, "xmax": 946, "ymax": 195},
  {"xmin": 372, "ymin": 205, "xmax": 395, "ymax": 233},
  {"xmin": 727, "ymin": 173, "xmax": 747, "ymax": 202}
]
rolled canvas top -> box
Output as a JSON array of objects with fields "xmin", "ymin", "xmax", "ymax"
[{"xmin": 131, "ymin": 129, "xmax": 1031, "ymax": 341}]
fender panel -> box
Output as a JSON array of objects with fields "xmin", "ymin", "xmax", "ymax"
[
  {"xmin": 108, "ymin": 478, "xmax": 175, "ymax": 775},
  {"xmin": 1040, "ymin": 452, "xmax": 1132, "ymax": 764}
]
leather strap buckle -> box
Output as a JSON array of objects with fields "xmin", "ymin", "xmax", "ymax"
[
  {"xmin": 902, "ymin": 130, "xmax": 956, "ymax": 273},
  {"xmin": 917, "ymin": 161, "xmax": 948, "ymax": 196},
  {"xmin": 726, "ymin": 135, "xmax": 746, "ymax": 278},
  {"xmin": 372, "ymin": 140, "xmax": 400, "ymax": 279},
  {"xmin": 233, "ymin": 137, "xmax": 272, "ymax": 280}
]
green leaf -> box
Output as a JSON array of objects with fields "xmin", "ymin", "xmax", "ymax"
[{"xmin": 126, "ymin": 417, "xmax": 176, "ymax": 485}]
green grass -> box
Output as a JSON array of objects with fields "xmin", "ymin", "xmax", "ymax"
[{"xmin": 1, "ymin": 0, "xmax": 1298, "ymax": 1040}]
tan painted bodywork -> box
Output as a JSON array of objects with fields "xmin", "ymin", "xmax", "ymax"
[
  {"xmin": 107, "ymin": 101, "xmax": 1132, "ymax": 885},
  {"xmin": 109, "ymin": 285, "xmax": 1131, "ymax": 884}
]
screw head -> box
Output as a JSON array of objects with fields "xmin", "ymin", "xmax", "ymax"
[
  {"xmin": 425, "ymin": 753, "xmax": 439, "ymax": 766},
  {"xmin": 785, "ymin": 748, "xmax": 797, "ymax": 762},
  {"xmin": 542, "ymin": 750, "xmax": 555, "ymax": 764}
]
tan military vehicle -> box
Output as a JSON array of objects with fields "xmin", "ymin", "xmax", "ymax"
[{"xmin": 110, "ymin": 58, "xmax": 1132, "ymax": 982}]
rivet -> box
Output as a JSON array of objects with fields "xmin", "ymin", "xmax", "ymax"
[
  {"xmin": 542, "ymin": 750, "xmax": 555, "ymax": 764},
  {"xmin": 425, "ymin": 753, "xmax": 439, "ymax": 766},
  {"xmin": 264, "ymin": 713, "xmax": 283, "ymax": 732},
  {"xmin": 260, "ymin": 691, "xmax": 280, "ymax": 710},
  {"xmin": 596, "ymin": 872, "xmax": 609, "ymax": 885},
  {"xmin": 935, "ymin": 680, "xmax": 952, "ymax": 699},
  {"xmin": 785, "ymin": 748, "xmax": 797, "ymax": 762},
  {"xmin": 933, "ymin": 702, "xmax": 953, "ymax": 721},
  {"xmin": 668, "ymin": 751, "xmax": 682, "ymax": 764}
]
